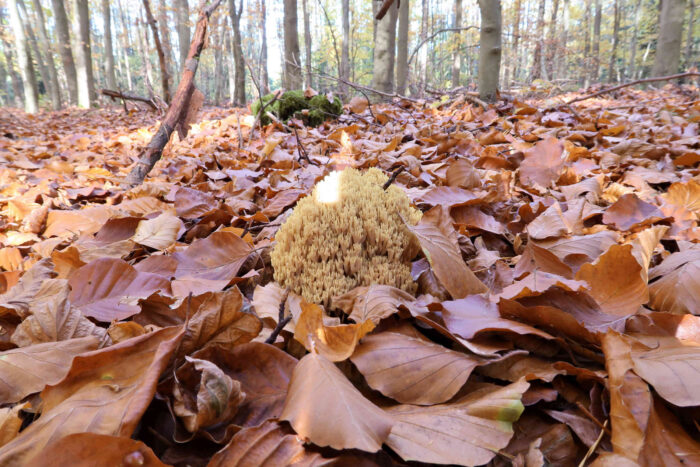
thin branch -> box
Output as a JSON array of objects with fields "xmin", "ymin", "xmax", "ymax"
[
  {"xmin": 315, "ymin": 0, "xmax": 341, "ymax": 75},
  {"xmin": 383, "ymin": 166, "xmax": 405, "ymax": 190},
  {"xmin": 375, "ymin": 0, "xmax": 395, "ymax": 20},
  {"xmin": 553, "ymin": 71, "xmax": 700, "ymax": 108},
  {"xmin": 294, "ymin": 128, "xmax": 317, "ymax": 165},
  {"xmin": 309, "ymin": 65, "xmax": 420, "ymax": 103},
  {"xmin": 265, "ymin": 290, "xmax": 291, "ymax": 344},
  {"xmin": 577, "ymin": 420, "xmax": 608, "ymax": 467},
  {"xmin": 408, "ymin": 26, "xmax": 479, "ymax": 66},
  {"xmin": 101, "ymin": 89, "xmax": 157, "ymax": 110}
]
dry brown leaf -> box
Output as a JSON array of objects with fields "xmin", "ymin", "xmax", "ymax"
[
  {"xmin": 0, "ymin": 258, "xmax": 54, "ymax": 318},
  {"xmin": 132, "ymin": 212, "xmax": 184, "ymax": 250},
  {"xmin": 331, "ymin": 284, "xmax": 428, "ymax": 324},
  {"xmin": 280, "ymin": 351, "xmax": 394, "ymax": 452},
  {"xmin": 519, "ymin": 137, "xmax": 565, "ymax": 188},
  {"xmin": 647, "ymin": 250, "xmax": 700, "ymax": 314},
  {"xmin": 406, "ymin": 205, "xmax": 487, "ymax": 298},
  {"xmin": 602, "ymin": 193, "xmax": 666, "ymax": 231},
  {"xmin": 0, "ymin": 405, "xmax": 24, "ymax": 449}
]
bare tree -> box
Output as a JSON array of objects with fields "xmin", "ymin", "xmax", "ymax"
[
  {"xmin": 420, "ymin": 0, "xmax": 428, "ymax": 94},
  {"xmin": 260, "ymin": 0, "xmax": 269, "ymax": 93},
  {"xmin": 8, "ymin": 0, "xmax": 38, "ymax": 112},
  {"xmin": 477, "ymin": 0, "xmax": 501, "ymax": 101},
  {"xmin": 510, "ymin": 0, "xmax": 522, "ymax": 85},
  {"xmin": 396, "ymin": 0, "xmax": 409, "ymax": 94},
  {"xmin": 72, "ymin": 0, "xmax": 96, "ymax": 107},
  {"xmin": 31, "ymin": 0, "xmax": 61, "ymax": 108},
  {"xmin": 591, "ymin": 0, "xmax": 601, "ymax": 82},
  {"xmin": 50, "ymin": 0, "xmax": 77, "ymax": 104},
  {"xmin": 652, "ymin": 0, "xmax": 686, "ymax": 76},
  {"xmin": 301, "ymin": 0, "xmax": 311, "ymax": 88},
  {"xmin": 340, "ymin": 0, "xmax": 349, "ymax": 95},
  {"xmin": 228, "ymin": 0, "xmax": 245, "ymax": 104},
  {"xmin": 142, "ymin": 0, "xmax": 171, "ymax": 102},
  {"xmin": 102, "ymin": 0, "xmax": 117, "ymax": 91},
  {"xmin": 531, "ymin": 0, "xmax": 545, "ymax": 81},
  {"xmin": 451, "ymin": 0, "xmax": 462, "ymax": 88},
  {"xmin": 283, "ymin": 0, "xmax": 302, "ymax": 89},
  {"xmin": 159, "ymin": 0, "xmax": 175, "ymax": 80},
  {"xmin": 545, "ymin": 0, "xmax": 559, "ymax": 79},
  {"xmin": 175, "ymin": 0, "xmax": 189, "ymax": 70},
  {"xmin": 18, "ymin": 0, "xmax": 51, "ymax": 107},
  {"xmin": 607, "ymin": 0, "xmax": 620, "ymax": 82},
  {"xmin": 685, "ymin": 0, "xmax": 695, "ymax": 68},
  {"xmin": 372, "ymin": 0, "xmax": 398, "ymax": 94}
]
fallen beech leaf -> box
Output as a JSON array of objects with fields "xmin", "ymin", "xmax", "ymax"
[
  {"xmin": 544, "ymin": 409, "xmax": 600, "ymax": 448},
  {"xmin": 132, "ymin": 212, "xmax": 184, "ymax": 250},
  {"xmin": 519, "ymin": 137, "xmax": 565, "ymax": 188},
  {"xmin": 479, "ymin": 354, "xmax": 564, "ymax": 382},
  {"xmin": 332, "ymin": 284, "xmax": 428, "ymax": 324},
  {"xmin": 252, "ymin": 281, "xmax": 289, "ymax": 327},
  {"xmin": 534, "ymin": 230, "xmax": 618, "ymax": 267},
  {"xmin": 0, "ymin": 326, "xmax": 183, "ymax": 466},
  {"xmin": 0, "ymin": 336, "xmax": 98, "ymax": 403},
  {"xmin": 294, "ymin": 301, "xmax": 374, "ymax": 361},
  {"xmin": 385, "ymin": 379, "xmax": 529, "ymax": 465},
  {"xmin": 418, "ymin": 186, "xmax": 483, "ymax": 208},
  {"xmin": 0, "ymin": 258, "xmax": 54, "ymax": 318},
  {"xmin": 0, "ymin": 405, "xmax": 24, "ymax": 449},
  {"xmin": 527, "ymin": 203, "xmax": 571, "ymax": 240},
  {"xmin": 280, "ymin": 351, "xmax": 394, "ymax": 452},
  {"xmin": 348, "ymin": 96, "xmax": 369, "ymax": 113},
  {"xmin": 630, "ymin": 336, "xmax": 700, "ymax": 407},
  {"xmin": 25, "ymin": 433, "xmax": 167, "ymax": 467},
  {"xmin": 406, "ymin": 205, "xmax": 487, "ymax": 298},
  {"xmin": 69, "ymin": 257, "xmax": 170, "ymax": 321},
  {"xmin": 209, "ymin": 420, "xmax": 309, "ymax": 467},
  {"xmin": 193, "ymin": 342, "xmax": 297, "ymax": 427},
  {"xmin": 351, "ymin": 331, "xmax": 488, "ymax": 405},
  {"xmin": 647, "ymin": 250, "xmax": 700, "ymax": 314},
  {"xmin": 602, "ymin": 193, "xmax": 666, "ymax": 231},
  {"xmin": 630, "ymin": 225, "xmax": 668, "ymax": 282},
  {"xmin": 11, "ymin": 279, "xmax": 108, "ymax": 347},
  {"xmin": 446, "ymin": 159, "xmax": 482, "ymax": 189},
  {"xmin": 173, "ymin": 356, "xmax": 245, "ymax": 433},
  {"xmin": 43, "ymin": 207, "xmax": 115, "ymax": 238},
  {"xmin": 107, "ymin": 321, "xmax": 146, "ymax": 344},
  {"xmin": 441, "ymin": 295, "xmax": 554, "ymax": 340},
  {"xmin": 174, "ymin": 186, "xmax": 219, "ymax": 219},
  {"xmin": 262, "ymin": 189, "xmax": 306, "ymax": 217},
  {"xmin": 0, "ymin": 248, "xmax": 22, "ymax": 272},
  {"xmin": 179, "ymin": 287, "xmax": 261, "ymax": 357},
  {"xmin": 638, "ymin": 397, "xmax": 700, "ymax": 466},
  {"xmin": 172, "ymin": 231, "xmax": 252, "ymax": 296},
  {"xmin": 662, "ymin": 179, "xmax": 700, "ymax": 213},
  {"xmin": 575, "ymin": 244, "xmax": 648, "ymax": 316}
]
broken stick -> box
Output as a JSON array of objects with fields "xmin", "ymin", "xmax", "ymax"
[{"xmin": 124, "ymin": 0, "xmax": 222, "ymax": 187}]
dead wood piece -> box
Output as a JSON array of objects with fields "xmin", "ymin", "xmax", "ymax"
[{"xmin": 101, "ymin": 89, "xmax": 157, "ymax": 110}]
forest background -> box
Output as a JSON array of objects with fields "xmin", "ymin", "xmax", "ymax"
[{"xmin": 0, "ymin": 0, "xmax": 698, "ymax": 113}]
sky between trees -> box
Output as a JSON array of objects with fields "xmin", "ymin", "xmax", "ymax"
[{"xmin": 0, "ymin": 0, "xmax": 698, "ymax": 113}]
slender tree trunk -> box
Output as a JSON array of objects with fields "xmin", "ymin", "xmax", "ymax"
[
  {"xmin": 450, "ymin": 0, "xmax": 462, "ymax": 88},
  {"xmin": 558, "ymin": 0, "xmax": 569, "ymax": 78},
  {"xmin": 510, "ymin": 0, "xmax": 521, "ymax": 86},
  {"xmin": 102, "ymin": 0, "xmax": 117, "ymax": 91},
  {"xmin": 340, "ymin": 0, "xmax": 350, "ymax": 95},
  {"xmin": 72, "ymin": 0, "xmax": 96, "ymax": 107},
  {"xmin": 32, "ymin": 0, "xmax": 60, "ymax": 108},
  {"xmin": 0, "ymin": 54, "xmax": 9, "ymax": 106},
  {"xmin": 372, "ymin": 0, "xmax": 398, "ymax": 94},
  {"xmin": 142, "ymin": 0, "xmax": 171, "ymax": 102},
  {"xmin": 50, "ymin": 0, "xmax": 77, "ymax": 104},
  {"xmin": 226, "ymin": 17, "xmax": 235, "ymax": 104},
  {"xmin": 546, "ymin": 0, "xmax": 560, "ymax": 79},
  {"xmin": 260, "ymin": 0, "xmax": 269, "ymax": 93},
  {"xmin": 18, "ymin": 0, "xmax": 50, "ymax": 104},
  {"xmin": 8, "ymin": 0, "xmax": 38, "ymax": 112},
  {"xmin": 213, "ymin": 14, "xmax": 223, "ymax": 103},
  {"xmin": 283, "ymin": 0, "xmax": 302, "ymax": 89},
  {"xmin": 420, "ymin": 0, "xmax": 428, "ymax": 95},
  {"xmin": 396, "ymin": 0, "xmax": 409, "ymax": 94},
  {"xmin": 478, "ymin": 0, "xmax": 501, "ymax": 101},
  {"xmin": 531, "ymin": 0, "xmax": 545, "ymax": 80},
  {"xmin": 591, "ymin": 0, "xmax": 601, "ymax": 82},
  {"xmin": 159, "ymin": 0, "xmax": 175, "ymax": 82},
  {"xmin": 175, "ymin": 0, "xmax": 189, "ymax": 71},
  {"xmin": 652, "ymin": 0, "xmax": 686, "ymax": 76},
  {"xmin": 684, "ymin": 0, "xmax": 695, "ymax": 67},
  {"xmin": 607, "ymin": 0, "xmax": 620, "ymax": 82},
  {"xmin": 117, "ymin": 0, "xmax": 133, "ymax": 89},
  {"xmin": 3, "ymin": 44, "xmax": 24, "ymax": 107},
  {"xmin": 228, "ymin": 0, "xmax": 246, "ymax": 105},
  {"xmin": 301, "ymin": 0, "xmax": 312, "ymax": 88}
]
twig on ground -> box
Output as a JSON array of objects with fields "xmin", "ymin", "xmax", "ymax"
[
  {"xmin": 102, "ymin": 89, "xmax": 157, "ymax": 111},
  {"xmin": 383, "ymin": 166, "xmax": 405, "ymax": 190},
  {"xmin": 550, "ymin": 71, "xmax": 700, "ymax": 109},
  {"xmin": 578, "ymin": 420, "xmax": 608, "ymax": 467},
  {"xmin": 294, "ymin": 128, "xmax": 317, "ymax": 166},
  {"xmin": 265, "ymin": 290, "xmax": 292, "ymax": 344}
]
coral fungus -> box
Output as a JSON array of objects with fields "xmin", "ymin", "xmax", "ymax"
[{"xmin": 271, "ymin": 168, "xmax": 422, "ymax": 305}]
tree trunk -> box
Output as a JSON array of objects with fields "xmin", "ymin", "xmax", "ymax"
[
  {"xmin": 8, "ymin": 0, "xmax": 38, "ymax": 112},
  {"xmin": 607, "ymin": 0, "xmax": 620, "ymax": 82},
  {"xmin": 31, "ymin": 0, "xmax": 60, "ymax": 108},
  {"xmin": 591, "ymin": 0, "xmax": 601, "ymax": 82},
  {"xmin": 260, "ymin": 0, "xmax": 269, "ymax": 94},
  {"xmin": 510, "ymin": 0, "xmax": 521, "ymax": 86},
  {"xmin": 396, "ymin": 0, "xmax": 409, "ymax": 94},
  {"xmin": 0, "ymin": 54, "xmax": 9, "ymax": 106},
  {"xmin": 50, "ymin": 0, "xmax": 77, "ymax": 104},
  {"xmin": 301, "ymin": 0, "xmax": 312, "ymax": 88},
  {"xmin": 175, "ymin": 0, "xmax": 189, "ymax": 71},
  {"xmin": 72, "ymin": 0, "xmax": 96, "ymax": 107},
  {"xmin": 478, "ymin": 0, "xmax": 501, "ymax": 101},
  {"xmin": 652, "ymin": 0, "xmax": 686, "ymax": 76},
  {"xmin": 372, "ymin": 0, "xmax": 398, "ymax": 94},
  {"xmin": 158, "ymin": 0, "xmax": 175, "ymax": 81},
  {"xmin": 1, "ymin": 36, "xmax": 24, "ymax": 107},
  {"xmin": 685, "ymin": 0, "xmax": 695, "ymax": 68},
  {"xmin": 283, "ymin": 0, "xmax": 302, "ymax": 89},
  {"xmin": 228, "ymin": 0, "xmax": 246, "ymax": 105},
  {"xmin": 451, "ymin": 0, "xmax": 462, "ymax": 89},
  {"xmin": 420, "ymin": 0, "xmax": 428, "ymax": 95},
  {"xmin": 546, "ymin": 0, "xmax": 560, "ymax": 79},
  {"xmin": 18, "ymin": 0, "xmax": 50, "ymax": 105},
  {"xmin": 101, "ymin": 0, "xmax": 117, "ymax": 91},
  {"xmin": 627, "ymin": 0, "xmax": 643, "ymax": 79},
  {"xmin": 531, "ymin": 0, "xmax": 545, "ymax": 81},
  {"xmin": 142, "ymin": 0, "xmax": 171, "ymax": 102},
  {"xmin": 558, "ymin": 0, "xmax": 569, "ymax": 78},
  {"xmin": 340, "ymin": 0, "xmax": 350, "ymax": 95},
  {"xmin": 213, "ymin": 14, "xmax": 224, "ymax": 103}
]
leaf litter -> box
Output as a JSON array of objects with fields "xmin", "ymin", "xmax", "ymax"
[{"xmin": 0, "ymin": 86, "xmax": 699, "ymax": 465}]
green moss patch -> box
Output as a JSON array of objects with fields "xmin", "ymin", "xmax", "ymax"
[{"xmin": 251, "ymin": 90, "xmax": 342, "ymax": 127}]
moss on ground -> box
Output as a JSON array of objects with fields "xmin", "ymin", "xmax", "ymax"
[{"xmin": 251, "ymin": 90, "xmax": 342, "ymax": 126}]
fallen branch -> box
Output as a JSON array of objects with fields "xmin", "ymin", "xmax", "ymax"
[
  {"xmin": 383, "ymin": 166, "xmax": 405, "ymax": 190},
  {"xmin": 375, "ymin": 0, "xmax": 395, "ymax": 20},
  {"xmin": 101, "ymin": 89, "xmax": 157, "ymax": 110},
  {"xmin": 123, "ymin": 0, "xmax": 222, "ymax": 187},
  {"xmin": 265, "ymin": 290, "xmax": 291, "ymax": 344},
  {"xmin": 310, "ymin": 65, "xmax": 419, "ymax": 103},
  {"xmin": 553, "ymin": 71, "xmax": 700, "ymax": 109}
]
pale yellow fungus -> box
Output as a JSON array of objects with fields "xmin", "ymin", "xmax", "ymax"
[{"xmin": 271, "ymin": 168, "xmax": 422, "ymax": 305}]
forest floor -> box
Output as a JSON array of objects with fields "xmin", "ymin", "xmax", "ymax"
[{"xmin": 0, "ymin": 84, "xmax": 699, "ymax": 466}]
